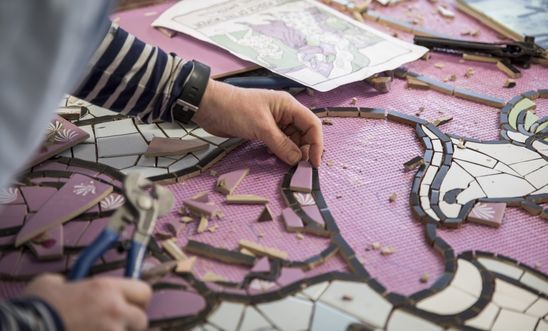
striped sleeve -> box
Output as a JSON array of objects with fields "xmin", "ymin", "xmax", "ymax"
[
  {"xmin": 72, "ymin": 22, "xmax": 193, "ymax": 123},
  {"xmin": 0, "ymin": 298, "xmax": 65, "ymax": 331}
]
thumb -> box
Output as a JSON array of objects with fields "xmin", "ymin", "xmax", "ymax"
[{"xmin": 260, "ymin": 124, "xmax": 302, "ymax": 165}]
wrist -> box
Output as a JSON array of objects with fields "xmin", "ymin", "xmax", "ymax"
[{"xmin": 172, "ymin": 60, "xmax": 211, "ymax": 124}]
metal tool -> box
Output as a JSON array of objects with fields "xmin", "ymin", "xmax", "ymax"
[
  {"xmin": 69, "ymin": 172, "xmax": 174, "ymax": 280},
  {"xmin": 414, "ymin": 35, "xmax": 546, "ymax": 68}
]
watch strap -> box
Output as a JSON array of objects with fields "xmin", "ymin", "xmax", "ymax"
[{"xmin": 173, "ymin": 60, "xmax": 211, "ymax": 123}]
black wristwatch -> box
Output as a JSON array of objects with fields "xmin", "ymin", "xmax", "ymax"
[{"xmin": 172, "ymin": 60, "xmax": 211, "ymax": 124}]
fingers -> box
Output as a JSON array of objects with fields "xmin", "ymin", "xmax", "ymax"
[
  {"xmin": 259, "ymin": 119, "xmax": 302, "ymax": 165},
  {"xmin": 125, "ymin": 304, "xmax": 149, "ymax": 331},
  {"xmin": 275, "ymin": 93, "xmax": 323, "ymax": 167},
  {"xmin": 103, "ymin": 278, "xmax": 152, "ymax": 309}
]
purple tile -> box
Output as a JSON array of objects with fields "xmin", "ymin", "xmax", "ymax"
[
  {"xmin": 20, "ymin": 186, "xmax": 58, "ymax": 212},
  {"xmin": 15, "ymin": 251, "xmax": 67, "ymax": 278},
  {"xmin": 0, "ymin": 250, "xmax": 23, "ymax": 277},
  {"xmin": 0, "ymin": 235, "xmax": 15, "ymax": 246},
  {"xmin": 99, "ymin": 193, "xmax": 125, "ymax": 211},
  {"xmin": 32, "ymin": 161, "xmax": 68, "ymax": 172},
  {"xmin": 302, "ymin": 205, "xmax": 324, "ymax": 227},
  {"xmin": 0, "ymin": 187, "xmax": 23, "ymax": 205},
  {"xmin": 66, "ymin": 166, "xmax": 100, "ymax": 178},
  {"xmin": 290, "ymin": 161, "xmax": 312, "ymax": 193},
  {"xmin": 146, "ymin": 289, "xmax": 206, "ymax": 321},
  {"xmin": 29, "ymin": 225, "xmax": 63, "ymax": 260},
  {"xmin": 27, "ymin": 116, "xmax": 90, "ymax": 168},
  {"xmin": 276, "ymin": 267, "xmax": 305, "ymax": 287},
  {"xmin": 0, "ymin": 205, "xmax": 26, "ymax": 230},
  {"xmin": 281, "ymin": 207, "xmax": 303, "ymax": 231},
  {"xmin": 75, "ymin": 218, "xmax": 109, "ymax": 247},
  {"xmin": 84, "ymin": 203, "xmax": 101, "ymax": 213},
  {"xmin": 183, "ymin": 199, "xmax": 220, "ymax": 217},
  {"xmin": 63, "ymin": 221, "xmax": 90, "ymax": 247},
  {"xmin": 251, "ymin": 257, "xmax": 270, "ymax": 273},
  {"xmin": 16, "ymin": 174, "xmax": 113, "ymax": 247},
  {"xmin": 30, "ymin": 177, "xmax": 61, "ymax": 185}
]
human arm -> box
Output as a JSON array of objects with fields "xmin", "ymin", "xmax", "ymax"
[{"xmin": 72, "ymin": 23, "xmax": 323, "ymax": 166}]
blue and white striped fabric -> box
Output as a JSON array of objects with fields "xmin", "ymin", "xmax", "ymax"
[{"xmin": 73, "ymin": 22, "xmax": 192, "ymax": 123}]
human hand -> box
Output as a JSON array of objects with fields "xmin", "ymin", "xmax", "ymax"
[
  {"xmin": 193, "ymin": 80, "xmax": 323, "ymax": 167},
  {"xmin": 24, "ymin": 274, "xmax": 152, "ymax": 331}
]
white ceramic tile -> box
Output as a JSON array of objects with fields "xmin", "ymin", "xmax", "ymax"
[
  {"xmin": 208, "ymin": 302, "xmax": 245, "ymax": 331},
  {"xmin": 318, "ymin": 280, "xmax": 392, "ymax": 328},
  {"xmin": 136, "ymin": 155, "xmax": 156, "ymax": 167},
  {"xmin": 466, "ymin": 141, "xmax": 541, "ymax": 165},
  {"xmin": 97, "ymin": 133, "xmax": 148, "ymax": 158},
  {"xmin": 58, "ymin": 149, "xmax": 73, "ymax": 158},
  {"xmin": 420, "ymin": 196, "xmax": 431, "ymax": 209},
  {"xmin": 202, "ymin": 323, "xmax": 222, "ymax": 331},
  {"xmin": 520, "ymin": 272, "xmax": 548, "ymax": 294},
  {"xmin": 493, "ymin": 279, "xmax": 538, "ymax": 312},
  {"xmin": 238, "ymin": 306, "xmax": 273, "ymax": 331},
  {"xmin": 424, "ymin": 208, "xmax": 440, "ymax": 221},
  {"xmin": 79, "ymin": 125, "xmax": 95, "ymax": 143},
  {"xmin": 532, "ymin": 141, "xmax": 548, "ymax": 157},
  {"xmin": 79, "ymin": 113, "xmax": 94, "ymax": 121},
  {"xmin": 420, "ymin": 184, "xmax": 429, "ymax": 197},
  {"xmin": 432, "ymin": 152, "xmax": 442, "ymax": 166},
  {"xmin": 422, "ymin": 125, "xmax": 440, "ymax": 141},
  {"xmin": 387, "ymin": 309, "xmax": 443, "ymax": 331},
  {"xmin": 464, "ymin": 302, "xmax": 499, "ymax": 330},
  {"xmin": 432, "ymin": 140, "xmax": 443, "ymax": 152},
  {"xmin": 537, "ymin": 319, "xmax": 548, "ymax": 331},
  {"xmin": 451, "ymin": 259, "xmax": 482, "ymax": 298},
  {"xmin": 506, "ymin": 130, "xmax": 528, "ymax": 143},
  {"xmin": 256, "ymin": 296, "xmax": 313, "ymax": 330},
  {"xmin": 310, "ymin": 301, "xmax": 360, "ymax": 331},
  {"xmin": 422, "ymin": 166, "xmax": 438, "ymax": 186},
  {"xmin": 156, "ymin": 157, "xmax": 175, "ymax": 168},
  {"xmin": 301, "ymin": 282, "xmax": 330, "ymax": 301},
  {"xmin": 98, "ymin": 155, "xmax": 139, "ymax": 169},
  {"xmin": 94, "ymin": 118, "xmax": 137, "ymax": 138},
  {"xmin": 190, "ymin": 128, "xmax": 229, "ymax": 146},
  {"xmin": 477, "ymin": 173, "xmax": 535, "ymax": 198},
  {"xmin": 455, "ymin": 160, "xmax": 501, "ymax": 177},
  {"xmin": 158, "ymin": 122, "xmax": 187, "ymax": 138},
  {"xmin": 137, "ymin": 123, "xmax": 166, "ymax": 142},
  {"xmin": 120, "ymin": 166, "xmax": 167, "ymax": 178},
  {"xmin": 533, "ymin": 184, "xmax": 548, "ymax": 195},
  {"xmin": 416, "ymin": 286, "xmax": 477, "ymax": 315},
  {"xmin": 526, "ymin": 298, "xmax": 548, "ymax": 318},
  {"xmin": 439, "ymin": 200, "xmax": 460, "ymax": 218},
  {"xmin": 168, "ymin": 154, "xmax": 200, "ymax": 173},
  {"xmin": 491, "ymin": 308, "xmax": 538, "ymax": 331},
  {"xmin": 477, "ymin": 257, "xmax": 524, "ymax": 279},
  {"xmin": 87, "ymin": 105, "xmax": 117, "ymax": 117},
  {"xmin": 456, "ymin": 180, "xmax": 486, "ymax": 204},
  {"xmin": 510, "ymin": 158, "xmax": 547, "ymax": 176},
  {"xmin": 494, "ymin": 162, "xmax": 522, "ymax": 176},
  {"xmin": 452, "ymin": 147, "xmax": 497, "ymax": 168},
  {"xmin": 439, "ymin": 162, "xmax": 474, "ymax": 195},
  {"xmin": 192, "ymin": 143, "xmax": 217, "ymax": 160},
  {"xmin": 72, "ymin": 143, "xmax": 96, "ymax": 162},
  {"xmin": 524, "ymin": 164, "xmax": 548, "ymax": 189}
]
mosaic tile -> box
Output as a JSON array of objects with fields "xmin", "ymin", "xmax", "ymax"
[
  {"xmin": 526, "ymin": 298, "xmax": 548, "ymax": 318},
  {"xmin": 386, "ymin": 309, "xmax": 443, "ymax": 331},
  {"xmin": 416, "ymin": 286, "xmax": 477, "ymax": 315},
  {"xmin": 207, "ymin": 302, "xmax": 245, "ymax": 331},
  {"xmin": 137, "ymin": 123, "xmax": 167, "ymax": 142},
  {"xmin": 98, "ymin": 155, "xmax": 139, "ymax": 170},
  {"xmin": 491, "ymin": 309, "xmax": 538, "ymax": 331},
  {"xmin": 520, "ymin": 272, "xmax": 548, "ymax": 294},
  {"xmin": 319, "ymin": 281, "xmax": 392, "ymax": 328},
  {"xmin": 94, "ymin": 118, "xmax": 137, "ymax": 138},
  {"xmin": 72, "ymin": 144, "xmax": 97, "ymax": 162},
  {"xmin": 256, "ymin": 296, "xmax": 313, "ymax": 330},
  {"xmin": 310, "ymin": 301, "xmax": 360, "ymax": 331},
  {"xmin": 146, "ymin": 289, "xmax": 207, "ymax": 321},
  {"xmin": 467, "ymin": 202, "xmax": 506, "ymax": 227},
  {"xmin": 96, "ymin": 133, "xmax": 148, "ymax": 158},
  {"xmin": 29, "ymin": 225, "xmax": 63, "ymax": 260},
  {"xmin": 477, "ymin": 257, "xmax": 524, "ymax": 279},
  {"xmin": 492, "ymin": 279, "xmax": 538, "ymax": 312},
  {"xmin": 238, "ymin": 306, "xmax": 273, "ymax": 331},
  {"xmin": 290, "ymin": 161, "xmax": 313, "ymax": 193},
  {"xmin": 464, "ymin": 302, "xmax": 499, "ymax": 330},
  {"xmin": 144, "ymin": 137, "xmax": 208, "ymax": 157},
  {"xmin": 15, "ymin": 174, "xmax": 112, "ymax": 246}
]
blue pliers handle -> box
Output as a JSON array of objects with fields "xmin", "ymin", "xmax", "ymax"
[
  {"xmin": 69, "ymin": 172, "xmax": 173, "ymax": 281},
  {"xmin": 69, "ymin": 228, "xmax": 147, "ymax": 280}
]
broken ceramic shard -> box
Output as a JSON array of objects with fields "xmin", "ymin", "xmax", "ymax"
[
  {"xmin": 183, "ymin": 199, "xmax": 222, "ymax": 218},
  {"xmin": 226, "ymin": 194, "xmax": 269, "ymax": 205},
  {"xmin": 257, "ymin": 205, "xmax": 274, "ymax": 222},
  {"xmin": 216, "ymin": 168, "xmax": 249, "ymax": 195},
  {"xmin": 144, "ymin": 136, "xmax": 208, "ymax": 157},
  {"xmin": 282, "ymin": 207, "xmax": 304, "ymax": 231}
]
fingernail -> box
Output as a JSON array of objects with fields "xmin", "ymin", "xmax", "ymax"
[{"xmin": 288, "ymin": 149, "xmax": 301, "ymax": 164}]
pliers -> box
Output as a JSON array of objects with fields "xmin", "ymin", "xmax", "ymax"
[{"xmin": 69, "ymin": 172, "xmax": 174, "ymax": 280}]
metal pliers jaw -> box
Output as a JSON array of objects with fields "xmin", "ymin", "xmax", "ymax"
[{"xmin": 69, "ymin": 172, "xmax": 174, "ymax": 280}]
